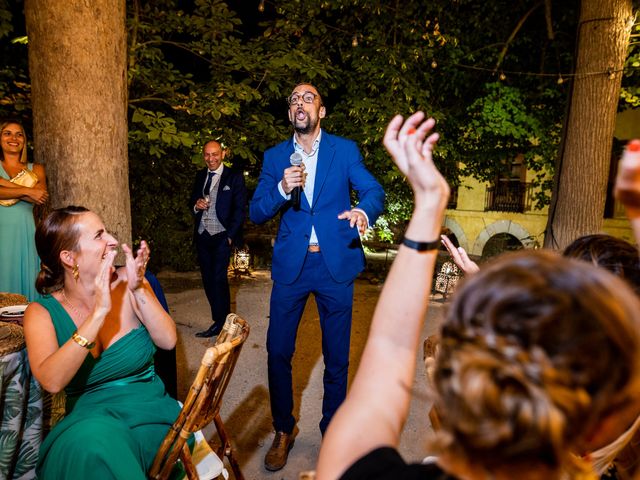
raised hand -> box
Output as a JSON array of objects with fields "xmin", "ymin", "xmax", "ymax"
[
  {"xmin": 122, "ymin": 240, "xmax": 150, "ymax": 291},
  {"xmin": 614, "ymin": 140, "xmax": 640, "ymax": 218},
  {"xmin": 440, "ymin": 235, "xmax": 479, "ymax": 274},
  {"xmin": 383, "ymin": 112, "xmax": 449, "ymax": 211}
]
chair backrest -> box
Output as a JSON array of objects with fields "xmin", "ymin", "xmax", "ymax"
[{"xmin": 149, "ymin": 313, "xmax": 250, "ymax": 480}]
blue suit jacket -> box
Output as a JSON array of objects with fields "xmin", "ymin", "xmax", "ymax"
[
  {"xmin": 190, "ymin": 166, "xmax": 247, "ymax": 247},
  {"xmin": 249, "ymin": 132, "xmax": 385, "ymax": 285}
]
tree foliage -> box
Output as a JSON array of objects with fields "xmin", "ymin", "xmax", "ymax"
[
  {"xmin": 253, "ymin": 0, "xmax": 578, "ymax": 225},
  {"xmin": 1, "ymin": 0, "xmax": 637, "ymax": 267},
  {"xmin": 621, "ymin": 18, "xmax": 640, "ymax": 107}
]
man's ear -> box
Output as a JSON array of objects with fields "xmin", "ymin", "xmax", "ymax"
[{"xmin": 319, "ymin": 106, "xmax": 326, "ymax": 119}]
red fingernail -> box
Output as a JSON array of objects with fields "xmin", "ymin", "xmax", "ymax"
[
  {"xmin": 628, "ymin": 139, "xmax": 640, "ymax": 152},
  {"xmin": 407, "ymin": 128, "xmax": 416, "ymax": 135}
]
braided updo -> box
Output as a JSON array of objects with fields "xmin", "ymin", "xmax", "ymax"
[
  {"xmin": 35, "ymin": 206, "xmax": 89, "ymax": 294},
  {"xmin": 432, "ymin": 250, "xmax": 640, "ymax": 471}
]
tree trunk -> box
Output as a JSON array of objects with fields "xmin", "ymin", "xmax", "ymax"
[
  {"xmin": 544, "ymin": 0, "xmax": 632, "ymax": 250},
  {"xmin": 25, "ymin": 0, "xmax": 131, "ymax": 248}
]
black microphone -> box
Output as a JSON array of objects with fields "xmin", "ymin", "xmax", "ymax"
[{"xmin": 289, "ymin": 152, "xmax": 303, "ymax": 210}]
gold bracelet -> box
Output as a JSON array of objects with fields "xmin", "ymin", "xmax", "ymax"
[{"xmin": 71, "ymin": 331, "xmax": 96, "ymax": 350}]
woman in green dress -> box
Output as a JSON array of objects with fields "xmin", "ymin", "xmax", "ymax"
[
  {"xmin": 0, "ymin": 120, "xmax": 48, "ymax": 300},
  {"xmin": 23, "ymin": 206, "xmax": 181, "ymax": 479}
]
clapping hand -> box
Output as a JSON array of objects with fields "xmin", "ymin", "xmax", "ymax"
[
  {"xmin": 383, "ymin": 112, "xmax": 449, "ymax": 212},
  {"xmin": 122, "ymin": 240, "xmax": 150, "ymax": 291},
  {"xmin": 94, "ymin": 249, "xmax": 117, "ymax": 319},
  {"xmin": 614, "ymin": 140, "xmax": 640, "ymax": 218}
]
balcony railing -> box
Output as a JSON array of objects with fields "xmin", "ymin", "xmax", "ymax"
[{"xmin": 485, "ymin": 180, "xmax": 533, "ymax": 213}]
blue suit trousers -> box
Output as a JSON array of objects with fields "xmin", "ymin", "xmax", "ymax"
[{"xmin": 267, "ymin": 251, "xmax": 354, "ymax": 435}]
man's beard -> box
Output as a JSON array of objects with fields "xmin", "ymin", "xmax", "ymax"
[{"xmin": 293, "ymin": 115, "xmax": 317, "ymax": 135}]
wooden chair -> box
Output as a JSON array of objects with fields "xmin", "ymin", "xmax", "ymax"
[
  {"xmin": 423, "ymin": 334, "xmax": 442, "ymax": 431},
  {"xmin": 150, "ymin": 314, "xmax": 250, "ymax": 480}
]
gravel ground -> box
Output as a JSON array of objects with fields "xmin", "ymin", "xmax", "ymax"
[{"xmin": 158, "ymin": 269, "xmax": 444, "ymax": 480}]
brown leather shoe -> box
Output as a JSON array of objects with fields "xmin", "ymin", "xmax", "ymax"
[{"xmin": 264, "ymin": 430, "xmax": 296, "ymax": 471}]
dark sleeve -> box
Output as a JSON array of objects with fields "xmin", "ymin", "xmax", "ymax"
[
  {"xmin": 339, "ymin": 447, "xmax": 453, "ymax": 480},
  {"xmin": 144, "ymin": 271, "xmax": 169, "ymax": 313},
  {"xmin": 227, "ymin": 170, "xmax": 247, "ymax": 246},
  {"xmin": 144, "ymin": 271, "xmax": 178, "ymax": 399}
]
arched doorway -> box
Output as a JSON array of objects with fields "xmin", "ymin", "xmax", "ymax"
[
  {"xmin": 482, "ymin": 233, "xmax": 524, "ymax": 259},
  {"xmin": 440, "ymin": 227, "xmax": 459, "ymax": 250}
]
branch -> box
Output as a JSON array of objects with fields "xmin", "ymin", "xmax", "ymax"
[
  {"xmin": 255, "ymin": 70, "xmax": 269, "ymax": 92},
  {"xmin": 464, "ymin": 42, "xmax": 508, "ymax": 59},
  {"xmin": 544, "ymin": 0, "xmax": 555, "ymax": 40},
  {"xmin": 128, "ymin": 97, "xmax": 175, "ymax": 107},
  {"xmin": 132, "ymin": 40, "xmax": 216, "ymax": 67},
  {"xmin": 495, "ymin": 1, "xmax": 544, "ymax": 71}
]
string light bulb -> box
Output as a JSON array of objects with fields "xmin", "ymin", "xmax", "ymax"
[
  {"xmin": 499, "ymin": 72, "xmax": 506, "ymax": 81},
  {"xmin": 352, "ymin": 34, "xmax": 358, "ymax": 47},
  {"xmin": 608, "ymin": 69, "xmax": 616, "ymax": 80},
  {"xmin": 431, "ymin": 60, "xmax": 437, "ymax": 69},
  {"xmin": 258, "ymin": 0, "xmax": 265, "ymax": 12},
  {"xmin": 557, "ymin": 75, "xmax": 564, "ymax": 85}
]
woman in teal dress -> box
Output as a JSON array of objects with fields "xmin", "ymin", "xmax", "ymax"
[
  {"xmin": 23, "ymin": 206, "xmax": 181, "ymax": 479},
  {"xmin": 0, "ymin": 120, "xmax": 48, "ymax": 301}
]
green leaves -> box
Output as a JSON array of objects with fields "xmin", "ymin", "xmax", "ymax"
[
  {"xmin": 621, "ymin": 20, "xmax": 640, "ymax": 108},
  {"xmin": 2, "ymin": 0, "xmax": 628, "ymax": 263},
  {"xmin": 130, "ymin": 108, "xmax": 194, "ymax": 157}
]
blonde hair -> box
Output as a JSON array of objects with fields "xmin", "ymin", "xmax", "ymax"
[{"xmin": 431, "ymin": 250, "xmax": 640, "ymax": 476}]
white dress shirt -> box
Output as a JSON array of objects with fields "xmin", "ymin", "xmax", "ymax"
[{"xmin": 278, "ymin": 129, "xmax": 369, "ymax": 246}]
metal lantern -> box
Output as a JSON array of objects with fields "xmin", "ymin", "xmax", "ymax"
[
  {"xmin": 435, "ymin": 261, "xmax": 461, "ymax": 299},
  {"xmin": 233, "ymin": 247, "xmax": 251, "ymax": 275}
]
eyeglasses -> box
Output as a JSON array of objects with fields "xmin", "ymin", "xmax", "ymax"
[{"xmin": 287, "ymin": 92, "xmax": 319, "ymax": 105}]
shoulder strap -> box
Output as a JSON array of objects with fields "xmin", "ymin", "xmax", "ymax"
[{"xmin": 36, "ymin": 295, "xmax": 77, "ymax": 346}]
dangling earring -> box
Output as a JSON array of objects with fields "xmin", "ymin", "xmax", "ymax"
[{"xmin": 72, "ymin": 264, "xmax": 80, "ymax": 282}]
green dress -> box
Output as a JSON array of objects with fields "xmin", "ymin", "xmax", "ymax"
[
  {"xmin": 0, "ymin": 163, "xmax": 40, "ymax": 301},
  {"xmin": 36, "ymin": 296, "xmax": 181, "ymax": 480}
]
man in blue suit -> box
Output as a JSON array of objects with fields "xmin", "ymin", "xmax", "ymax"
[
  {"xmin": 250, "ymin": 83, "xmax": 385, "ymax": 471},
  {"xmin": 191, "ymin": 140, "xmax": 246, "ymax": 338}
]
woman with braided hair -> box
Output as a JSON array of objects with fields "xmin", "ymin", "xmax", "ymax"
[
  {"xmin": 316, "ymin": 114, "xmax": 640, "ymax": 480},
  {"xmin": 24, "ymin": 206, "xmax": 181, "ymax": 479}
]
